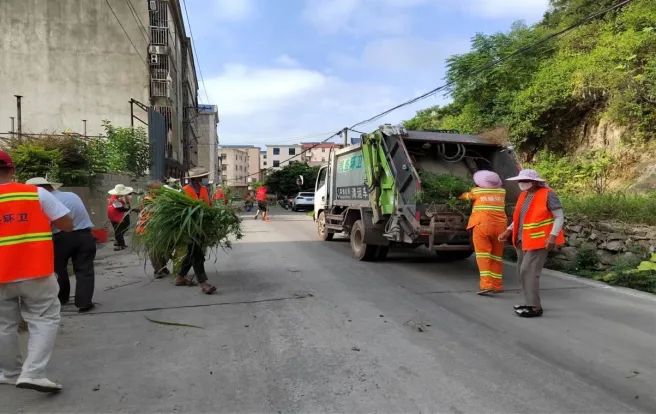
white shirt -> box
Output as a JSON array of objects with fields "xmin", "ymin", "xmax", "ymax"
[
  {"xmin": 37, "ymin": 187, "xmax": 70, "ymax": 222},
  {"xmin": 51, "ymin": 190, "xmax": 94, "ymax": 232}
]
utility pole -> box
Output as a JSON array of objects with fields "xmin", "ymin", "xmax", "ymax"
[
  {"xmin": 342, "ymin": 127, "xmax": 348, "ymax": 146},
  {"xmin": 130, "ymin": 99, "xmax": 134, "ymax": 128},
  {"xmin": 82, "ymin": 119, "xmax": 87, "ymax": 138},
  {"xmin": 14, "ymin": 95, "xmax": 22, "ymax": 137},
  {"xmin": 10, "ymin": 117, "xmax": 14, "ymax": 139}
]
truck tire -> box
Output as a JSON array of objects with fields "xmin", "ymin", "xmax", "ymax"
[
  {"xmin": 350, "ymin": 220, "xmax": 377, "ymax": 261},
  {"xmin": 317, "ymin": 211, "xmax": 334, "ymax": 241},
  {"xmin": 435, "ymin": 250, "xmax": 474, "ymax": 261}
]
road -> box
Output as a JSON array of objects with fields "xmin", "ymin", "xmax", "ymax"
[{"xmin": 2, "ymin": 209, "xmax": 655, "ymax": 413}]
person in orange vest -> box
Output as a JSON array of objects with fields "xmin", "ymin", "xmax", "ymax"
[
  {"xmin": 135, "ymin": 181, "xmax": 170, "ymax": 278},
  {"xmin": 212, "ymin": 186, "xmax": 228, "ymax": 205},
  {"xmin": 177, "ymin": 167, "xmax": 216, "ymax": 294},
  {"xmin": 0, "ymin": 150, "xmax": 73, "ymax": 393},
  {"xmin": 499, "ymin": 169, "xmax": 565, "ymax": 318},
  {"xmin": 460, "ymin": 170, "xmax": 507, "ymax": 295}
]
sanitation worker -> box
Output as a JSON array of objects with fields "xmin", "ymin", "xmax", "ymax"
[
  {"xmin": 176, "ymin": 167, "xmax": 216, "ymax": 294},
  {"xmin": 460, "ymin": 170, "xmax": 507, "ymax": 295},
  {"xmin": 0, "ymin": 150, "xmax": 73, "ymax": 392},
  {"xmin": 135, "ymin": 180, "xmax": 170, "ymax": 278},
  {"xmin": 499, "ymin": 169, "xmax": 565, "ymax": 318}
]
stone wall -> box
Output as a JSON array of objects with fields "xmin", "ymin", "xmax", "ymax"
[
  {"xmin": 550, "ymin": 214, "xmax": 656, "ymax": 270},
  {"xmin": 61, "ymin": 173, "xmax": 150, "ymax": 228}
]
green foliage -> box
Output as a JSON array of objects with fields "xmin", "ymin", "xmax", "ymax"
[
  {"xmin": 574, "ymin": 244, "xmax": 599, "ymax": 271},
  {"xmin": 530, "ymin": 150, "xmax": 612, "ymax": 194},
  {"xmin": 562, "ymin": 192, "xmax": 656, "ymax": 225},
  {"xmin": 134, "ymin": 188, "xmax": 243, "ymax": 262},
  {"xmin": 102, "ymin": 121, "xmax": 150, "ymax": 177},
  {"xmin": 416, "ymin": 172, "xmax": 473, "ymax": 213},
  {"xmin": 593, "ymin": 269, "xmax": 656, "ymax": 294},
  {"xmin": 9, "ymin": 143, "xmax": 61, "ymax": 183},
  {"xmin": 265, "ymin": 162, "xmax": 319, "ymax": 195},
  {"xmin": 405, "ymin": 0, "xmax": 656, "ymax": 150}
]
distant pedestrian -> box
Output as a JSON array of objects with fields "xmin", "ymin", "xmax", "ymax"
[
  {"xmin": 212, "ymin": 186, "xmax": 228, "ymax": 205},
  {"xmin": 499, "ymin": 169, "xmax": 565, "ymax": 318},
  {"xmin": 0, "ymin": 150, "xmax": 73, "ymax": 393},
  {"xmin": 26, "ymin": 177, "xmax": 96, "ymax": 312},
  {"xmin": 460, "ymin": 170, "xmax": 507, "ymax": 295},
  {"xmin": 135, "ymin": 181, "xmax": 170, "ymax": 278},
  {"xmin": 177, "ymin": 167, "xmax": 217, "ymax": 295},
  {"xmin": 254, "ymin": 185, "xmax": 269, "ymax": 221},
  {"xmin": 107, "ymin": 184, "xmax": 133, "ymax": 251}
]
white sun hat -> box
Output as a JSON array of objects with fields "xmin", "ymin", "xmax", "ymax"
[
  {"xmin": 506, "ymin": 169, "xmax": 546, "ymax": 182},
  {"xmin": 186, "ymin": 167, "xmax": 209, "ymax": 179},
  {"xmin": 26, "ymin": 177, "xmax": 63, "ymax": 190},
  {"xmin": 108, "ymin": 184, "xmax": 134, "ymax": 195}
]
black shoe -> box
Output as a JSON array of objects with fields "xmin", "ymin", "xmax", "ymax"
[
  {"xmin": 515, "ymin": 307, "xmax": 543, "ymax": 318},
  {"xmin": 513, "ymin": 304, "xmax": 531, "ymax": 310},
  {"xmin": 78, "ymin": 304, "xmax": 95, "ymax": 313}
]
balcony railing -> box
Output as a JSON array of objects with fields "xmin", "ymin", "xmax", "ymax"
[{"xmin": 151, "ymin": 80, "xmax": 169, "ymax": 98}]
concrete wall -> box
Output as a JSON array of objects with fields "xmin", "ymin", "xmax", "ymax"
[
  {"xmin": 266, "ymin": 144, "xmax": 304, "ymax": 170},
  {"xmin": 219, "ymin": 148, "xmax": 249, "ymax": 187},
  {"xmin": 0, "ymin": 0, "xmax": 150, "ymax": 136},
  {"xmin": 62, "ymin": 173, "xmax": 150, "ymax": 227},
  {"xmin": 197, "ymin": 106, "xmax": 218, "ymax": 184}
]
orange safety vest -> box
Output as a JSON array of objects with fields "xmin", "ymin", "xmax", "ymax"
[
  {"xmin": 512, "ymin": 187, "xmax": 565, "ymax": 251},
  {"xmin": 182, "ymin": 184, "xmax": 210, "ymax": 205},
  {"xmin": 0, "ymin": 183, "xmax": 54, "ymax": 283},
  {"xmin": 463, "ymin": 187, "xmax": 507, "ymax": 229}
]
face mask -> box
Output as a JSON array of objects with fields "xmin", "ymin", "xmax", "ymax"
[
  {"xmin": 518, "ymin": 182, "xmax": 533, "ymax": 191},
  {"xmin": 201, "ymin": 178, "xmax": 209, "ymax": 186}
]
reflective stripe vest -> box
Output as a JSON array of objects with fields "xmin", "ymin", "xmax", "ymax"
[
  {"xmin": 182, "ymin": 185, "xmax": 210, "ymax": 205},
  {"xmin": 512, "ymin": 187, "xmax": 565, "ymax": 251},
  {"xmin": 0, "ymin": 183, "xmax": 54, "ymax": 283},
  {"xmin": 463, "ymin": 187, "xmax": 507, "ymax": 229}
]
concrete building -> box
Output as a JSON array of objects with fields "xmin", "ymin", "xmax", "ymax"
[
  {"xmin": 196, "ymin": 104, "xmax": 219, "ymax": 184},
  {"xmin": 260, "ymin": 150, "xmax": 267, "ymax": 171},
  {"xmin": 219, "ymin": 147, "xmax": 250, "ymax": 188},
  {"xmin": 0, "ymin": 0, "xmax": 205, "ymax": 178},
  {"xmin": 218, "ymin": 145, "xmax": 261, "ymax": 186},
  {"xmin": 302, "ymin": 142, "xmax": 344, "ymax": 166},
  {"xmin": 265, "ymin": 144, "xmax": 305, "ymax": 171}
]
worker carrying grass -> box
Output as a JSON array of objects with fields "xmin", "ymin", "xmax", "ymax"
[{"xmin": 460, "ymin": 170, "xmax": 507, "ymax": 295}]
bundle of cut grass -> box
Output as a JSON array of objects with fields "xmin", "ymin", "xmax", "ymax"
[
  {"xmin": 416, "ymin": 171, "xmax": 473, "ymax": 213},
  {"xmin": 133, "ymin": 188, "xmax": 242, "ymax": 264}
]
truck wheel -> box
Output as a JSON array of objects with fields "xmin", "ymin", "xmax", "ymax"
[
  {"xmin": 317, "ymin": 211, "xmax": 334, "ymax": 241},
  {"xmin": 350, "ymin": 220, "xmax": 377, "ymax": 261},
  {"xmin": 435, "ymin": 250, "xmax": 474, "ymax": 261}
]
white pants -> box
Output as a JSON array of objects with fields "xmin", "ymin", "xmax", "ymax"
[{"xmin": 0, "ymin": 276, "xmax": 60, "ymax": 379}]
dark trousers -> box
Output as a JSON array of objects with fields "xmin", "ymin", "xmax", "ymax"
[
  {"xmin": 54, "ymin": 229, "xmax": 97, "ymax": 308},
  {"xmin": 178, "ymin": 243, "xmax": 207, "ymax": 283},
  {"xmin": 112, "ymin": 216, "xmax": 130, "ymax": 247}
]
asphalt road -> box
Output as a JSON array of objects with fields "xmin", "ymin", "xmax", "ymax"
[{"xmin": 2, "ymin": 209, "xmax": 655, "ymax": 413}]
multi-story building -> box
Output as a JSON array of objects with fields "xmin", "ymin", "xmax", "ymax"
[
  {"xmin": 196, "ymin": 104, "xmax": 219, "ymax": 184},
  {"xmin": 265, "ymin": 144, "xmax": 305, "ymax": 171},
  {"xmin": 301, "ymin": 142, "xmax": 344, "ymax": 166},
  {"xmin": 260, "ymin": 150, "xmax": 267, "ymax": 171},
  {"xmin": 0, "ymin": 0, "xmax": 207, "ymax": 178},
  {"xmin": 218, "ymin": 145, "xmax": 260, "ymax": 186},
  {"xmin": 218, "ymin": 147, "xmax": 250, "ymax": 188}
]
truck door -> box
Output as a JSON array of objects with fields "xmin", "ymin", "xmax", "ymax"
[{"xmin": 314, "ymin": 165, "xmax": 328, "ymax": 219}]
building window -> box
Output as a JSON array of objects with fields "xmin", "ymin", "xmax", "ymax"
[
  {"xmin": 273, "ymin": 148, "xmax": 280, "ymax": 155},
  {"xmin": 322, "ymin": 148, "xmax": 326, "ymax": 153},
  {"xmin": 321, "ymin": 157, "xmax": 325, "ymax": 162},
  {"xmin": 263, "ymin": 154, "xmax": 267, "ymax": 159},
  {"xmin": 289, "ymin": 148, "xmax": 296, "ymax": 155},
  {"xmin": 235, "ymin": 165, "xmax": 238, "ymax": 171},
  {"xmin": 273, "ymin": 160, "xmax": 280, "ymax": 167},
  {"xmin": 263, "ymin": 161, "xmax": 267, "ymax": 166},
  {"xmin": 221, "ymin": 165, "xmax": 227, "ymax": 171}
]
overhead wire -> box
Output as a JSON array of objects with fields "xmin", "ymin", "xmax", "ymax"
[
  {"xmin": 181, "ymin": 0, "xmax": 211, "ymax": 103},
  {"xmin": 104, "ymin": 0, "xmax": 148, "ymax": 67},
  {"xmin": 123, "ymin": 0, "xmax": 149, "ymax": 45},
  {"xmin": 220, "ymin": 0, "xmax": 633, "ymax": 184}
]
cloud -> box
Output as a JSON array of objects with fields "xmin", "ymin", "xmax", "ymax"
[
  {"xmin": 453, "ymin": 0, "xmax": 550, "ymax": 21},
  {"xmin": 205, "ymin": 63, "xmax": 422, "ymax": 145},
  {"xmin": 212, "ymin": 0, "xmax": 254, "ymax": 22},
  {"xmin": 275, "ymin": 54, "xmax": 300, "ymax": 67}
]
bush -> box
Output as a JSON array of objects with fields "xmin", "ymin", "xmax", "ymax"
[
  {"xmin": 10, "ymin": 143, "xmax": 61, "ymax": 183},
  {"xmin": 562, "ymin": 192, "xmax": 656, "ymax": 225},
  {"xmin": 594, "ymin": 269, "xmax": 656, "ymax": 294}
]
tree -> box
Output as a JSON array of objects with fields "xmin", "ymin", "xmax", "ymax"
[
  {"xmin": 102, "ymin": 121, "xmax": 150, "ymax": 177},
  {"xmin": 265, "ymin": 162, "xmax": 320, "ymax": 196}
]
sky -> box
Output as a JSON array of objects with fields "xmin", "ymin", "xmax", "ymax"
[{"xmin": 183, "ymin": 0, "xmax": 550, "ymax": 147}]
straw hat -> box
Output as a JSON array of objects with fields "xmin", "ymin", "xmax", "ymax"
[
  {"xmin": 186, "ymin": 167, "xmax": 209, "ymax": 179},
  {"xmin": 506, "ymin": 169, "xmax": 546, "ymax": 182},
  {"xmin": 26, "ymin": 177, "xmax": 63, "ymax": 190},
  {"xmin": 108, "ymin": 184, "xmax": 134, "ymax": 195}
]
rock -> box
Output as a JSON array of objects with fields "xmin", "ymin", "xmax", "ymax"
[
  {"xmin": 629, "ymin": 163, "xmax": 656, "ymax": 192},
  {"xmin": 598, "ymin": 251, "xmax": 617, "ymax": 265},
  {"xmin": 606, "ymin": 233, "xmax": 626, "ymax": 241},
  {"xmin": 596, "ymin": 222, "xmax": 617, "ymax": 233},
  {"xmin": 558, "ymin": 246, "xmax": 578, "ymax": 261},
  {"xmin": 568, "ymin": 225, "xmax": 583, "ymax": 233},
  {"xmin": 567, "ymin": 236, "xmax": 582, "ymax": 248},
  {"xmin": 589, "ymin": 231, "xmax": 601, "ymax": 241},
  {"xmin": 605, "ymin": 240, "xmax": 625, "ymax": 252}
]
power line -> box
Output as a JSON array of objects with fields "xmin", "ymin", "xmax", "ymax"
[
  {"xmin": 181, "ymin": 0, "xmax": 210, "ymax": 103},
  {"xmin": 219, "ymin": 0, "xmax": 634, "ymax": 184},
  {"xmin": 124, "ymin": 0, "xmax": 149, "ymax": 45},
  {"xmin": 105, "ymin": 0, "xmax": 148, "ymax": 67}
]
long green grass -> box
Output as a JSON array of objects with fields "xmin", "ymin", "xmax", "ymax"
[{"xmin": 562, "ymin": 192, "xmax": 656, "ymax": 225}]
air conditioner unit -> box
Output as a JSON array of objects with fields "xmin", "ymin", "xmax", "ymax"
[
  {"xmin": 150, "ymin": 54, "xmax": 158, "ymax": 65},
  {"xmin": 149, "ymin": 1, "xmax": 157, "ymax": 11}
]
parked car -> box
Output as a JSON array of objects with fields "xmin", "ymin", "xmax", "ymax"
[{"xmin": 292, "ymin": 192, "xmax": 315, "ymax": 211}]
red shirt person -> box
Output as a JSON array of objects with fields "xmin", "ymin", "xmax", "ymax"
[
  {"xmin": 254, "ymin": 185, "xmax": 269, "ymax": 221},
  {"xmin": 107, "ymin": 184, "xmax": 133, "ymax": 250}
]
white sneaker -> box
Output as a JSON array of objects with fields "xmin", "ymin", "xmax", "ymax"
[
  {"xmin": 16, "ymin": 377, "xmax": 62, "ymax": 393},
  {"xmin": 0, "ymin": 373, "xmax": 18, "ymax": 385}
]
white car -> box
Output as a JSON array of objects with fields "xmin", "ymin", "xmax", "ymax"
[{"xmin": 292, "ymin": 192, "xmax": 315, "ymax": 211}]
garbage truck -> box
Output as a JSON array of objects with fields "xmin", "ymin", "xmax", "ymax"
[{"xmin": 313, "ymin": 125, "xmax": 521, "ymax": 261}]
